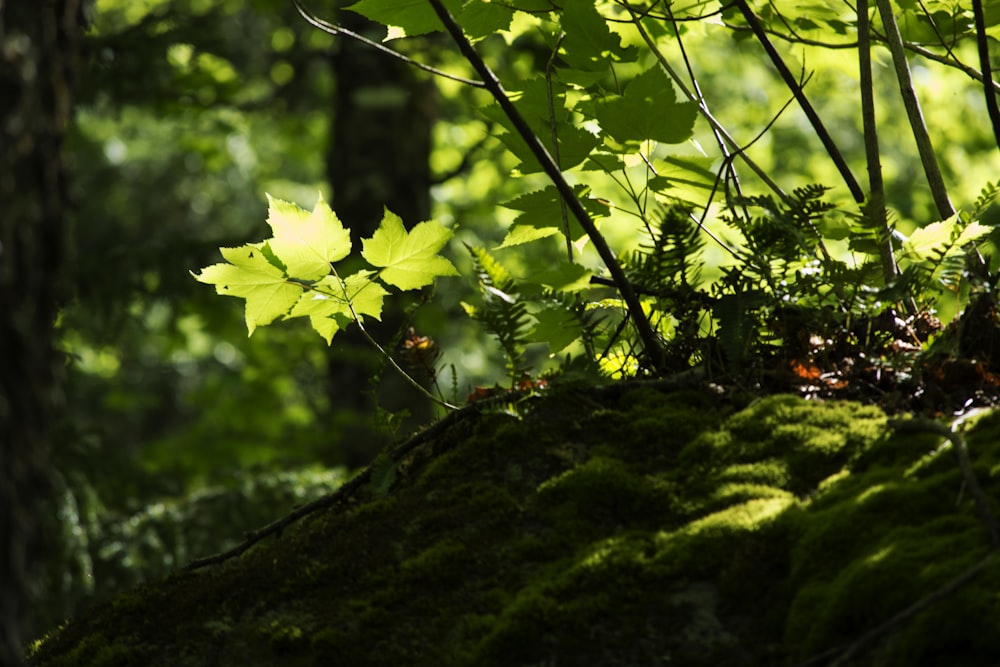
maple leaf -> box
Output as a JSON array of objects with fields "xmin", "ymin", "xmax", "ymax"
[
  {"xmin": 265, "ymin": 193, "xmax": 351, "ymax": 281},
  {"xmin": 593, "ymin": 67, "xmax": 698, "ymax": 145},
  {"xmin": 192, "ymin": 244, "xmax": 303, "ymax": 335},
  {"xmin": 361, "ymin": 209, "xmax": 458, "ymax": 290},
  {"xmin": 288, "ymin": 272, "xmax": 389, "ymax": 344}
]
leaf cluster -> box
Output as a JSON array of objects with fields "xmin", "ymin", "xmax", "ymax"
[{"xmin": 194, "ymin": 194, "xmax": 458, "ymax": 344}]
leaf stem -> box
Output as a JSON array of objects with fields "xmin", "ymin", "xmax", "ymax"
[
  {"xmin": 329, "ymin": 272, "xmax": 459, "ymax": 411},
  {"xmin": 425, "ymin": 0, "xmax": 667, "ymax": 371},
  {"xmin": 291, "ymin": 0, "xmax": 486, "ymax": 89}
]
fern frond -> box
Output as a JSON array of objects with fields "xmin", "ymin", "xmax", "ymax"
[
  {"xmin": 628, "ymin": 204, "xmax": 705, "ymax": 290},
  {"xmin": 462, "ymin": 245, "xmax": 533, "ymax": 384},
  {"xmin": 970, "ymin": 180, "xmax": 1000, "ymax": 219}
]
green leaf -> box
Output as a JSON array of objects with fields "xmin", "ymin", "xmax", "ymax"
[
  {"xmin": 361, "ymin": 209, "xmax": 459, "ymax": 290},
  {"xmin": 499, "ymin": 123, "xmax": 601, "ymax": 174},
  {"xmin": 529, "ymin": 261, "xmax": 592, "ymax": 292},
  {"xmin": 193, "ymin": 244, "xmax": 303, "ymax": 336},
  {"xmin": 497, "ymin": 225, "xmax": 561, "ymax": 249},
  {"xmin": 265, "ymin": 193, "xmax": 351, "ymax": 281},
  {"xmin": 559, "ymin": 0, "xmax": 629, "ymax": 71},
  {"xmin": 348, "ymin": 0, "xmax": 509, "ymax": 39},
  {"xmin": 481, "ymin": 77, "xmax": 599, "ymax": 173},
  {"xmin": 460, "ymin": 0, "xmax": 514, "ymax": 39},
  {"xmin": 347, "ymin": 0, "xmax": 459, "ymax": 37},
  {"xmin": 593, "ymin": 67, "xmax": 698, "ymax": 144},
  {"xmin": 289, "ymin": 272, "xmax": 389, "ymax": 344},
  {"xmin": 531, "ymin": 305, "xmax": 580, "ymax": 353},
  {"xmin": 903, "ymin": 217, "xmax": 990, "ymax": 260},
  {"xmin": 497, "ymin": 185, "xmax": 606, "ymax": 249},
  {"xmin": 647, "ymin": 156, "xmax": 719, "ymax": 202}
]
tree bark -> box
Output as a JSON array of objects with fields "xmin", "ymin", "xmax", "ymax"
[{"xmin": 0, "ymin": 0, "xmax": 87, "ymax": 662}]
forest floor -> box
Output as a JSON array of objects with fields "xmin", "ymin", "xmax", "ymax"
[{"xmin": 29, "ymin": 365, "xmax": 1000, "ymax": 666}]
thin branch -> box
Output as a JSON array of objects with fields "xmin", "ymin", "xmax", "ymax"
[
  {"xmin": 796, "ymin": 551, "xmax": 997, "ymax": 666},
  {"xmin": 185, "ymin": 395, "xmax": 493, "ymax": 571},
  {"xmin": 721, "ymin": 15, "xmax": 1000, "ymax": 96},
  {"xmin": 735, "ymin": 0, "xmax": 865, "ymax": 203},
  {"xmin": 425, "ymin": 0, "xmax": 667, "ymax": 371},
  {"xmin": 663, "ymin": 1, "xmax": 745, "ymax": 210},
  {"xmin": 888, "ymin": 417, "xmax": 999, "ymax": 545},
  {"xmin": 898, "ymin": 40, "xmax": 1000, "ymax": 95},
  {"xmin": 972, "ymin": 0, "xmax": 1000, "ymax": 150},
  {"xmin": 722, "ymin": 20, "xmax": 858, "ymax": 49},
  {"xmin": 291, "ymin": 0, "xmax": 486, "ymax": 89},
  {"xmin": 857, "ymin": 0, "xmax": 900, "ymax": 287},
  {"xmin": 625, "ymin": 8, "xmax": 789, "ymax": 202},
  {"xmin": 545, "ymin": 33, "xmax": 574, "ymax": 263},
  {"xmin": 915, "ymin": 0, "xmax": 961, "ymax": 64},
  {"xmin": 607, "ymin": 0, "xmax": 737, "ymax": 23},
  {"xmin": 874, "ymin": 0, "xmax": 955, "ymax": 218}
]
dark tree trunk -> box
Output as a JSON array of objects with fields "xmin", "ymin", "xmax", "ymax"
[
  {"xmin": 325, "ymin": 9, "xmax": 436, "ymax": 465},
  {"xmin": 0, "ymin": 0, "xmax": 87, "ymax": 663}
]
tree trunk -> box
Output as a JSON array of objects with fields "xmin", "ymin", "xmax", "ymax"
[
  {"xmin": 0, "ymin": 0, "xmax": 86, "ymax": 663},
  {"xmin": 326, "ymin": 9, "xmax": 436, "ymax": 465}
]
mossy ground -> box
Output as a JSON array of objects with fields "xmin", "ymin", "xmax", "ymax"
[{"xmin": 29, "ymin": 386, "xmax": 1000, "ymax": 666}]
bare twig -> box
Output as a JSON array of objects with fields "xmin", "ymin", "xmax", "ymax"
[
  {"xmin": 333, "ymin": 271, "xmax": 459, "ymax": 411},
  {"xmin": 874, "ymin": 0, "xmax": 955, "ymax": 218},
  {"xmin": 185, "ymin": 399, "xmax": 485, "ymax": 571},
  {"xmin": 888, "ymin": 417, "xmax": 999, "ymax": 545},
  {"xmin": 625, "ymin": 8, "xmax": 789, "ymax": 202},
  {"xmin": 544, "ymin": 33, "xmax": 573, "ymax": 263},
  {"xmin": 291, "ymin": 0, "xmax": 486, "ymax": 89},
  {"xmin": 796, "ymin": 551, "xmax": 997, "ymax": 666},
  {"xmin": 898, "ymin": 40, "xmax": 1000, "ymax": 95},
  {"xmin": 971, "ymin": 0, "xmax": 1000, "ymax": 150},
  {"xmin": 857, "ymin": 0, "xmax": 901, "ymax": 289},
  {"xmin": 721, "ymin": 18, "xmax": 1000, "ymax": 96},
  {"xmin": 424, "ymin": 0, "xmax": 667, "ymax": 371},
  {"xmin": 735, "ymin": 0, "xmax": 865, "ymax": 203},
  {"xmin": 663, "ymin": 2, "xmax": 745, "ymax": 211}
]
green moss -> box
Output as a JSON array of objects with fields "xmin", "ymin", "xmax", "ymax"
[
  {"xmin": 34, "ymin": 633, "xmax": 131, "ymax": 667},
  {"xmin": 30, "ymin": 387, "xmax": 1000, "ymax": 667}
]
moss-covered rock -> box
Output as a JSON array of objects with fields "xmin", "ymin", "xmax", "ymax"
[{"xmin": 29, "ymin": 387, "xmax": 1000, "ymax": 666}]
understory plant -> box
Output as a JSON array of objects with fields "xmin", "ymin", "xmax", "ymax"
[{"xmin": 196, "ymin": 0, "xmax": 1000, "ymax": 408}]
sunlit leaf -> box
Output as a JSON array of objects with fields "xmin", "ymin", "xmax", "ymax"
[
  {"xmin": 903, "ymin": 217, "xmax": 989, "ymax": 261},
  {"xmin": 496, "ymin": 185, "xmax": 606, "ymax": 248},
  {"xmin": 289, "ymin": 273, "xmax": 389, "ymax": 344},
  {"xmin": 361, "ymin": 209, "xmax": 459, "ymax": 290},
  {"xmin": 265, "ymin": 193, "xmax": 351, "ymax": 281},
  {"xmin": 193, "ymin": 244, "xmax": 303, "ymax": 335}
]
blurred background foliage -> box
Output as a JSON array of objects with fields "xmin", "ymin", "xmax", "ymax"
[{"xmin": 39, "ymin": 0, "xmax": 1000, "ymax": 638}]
